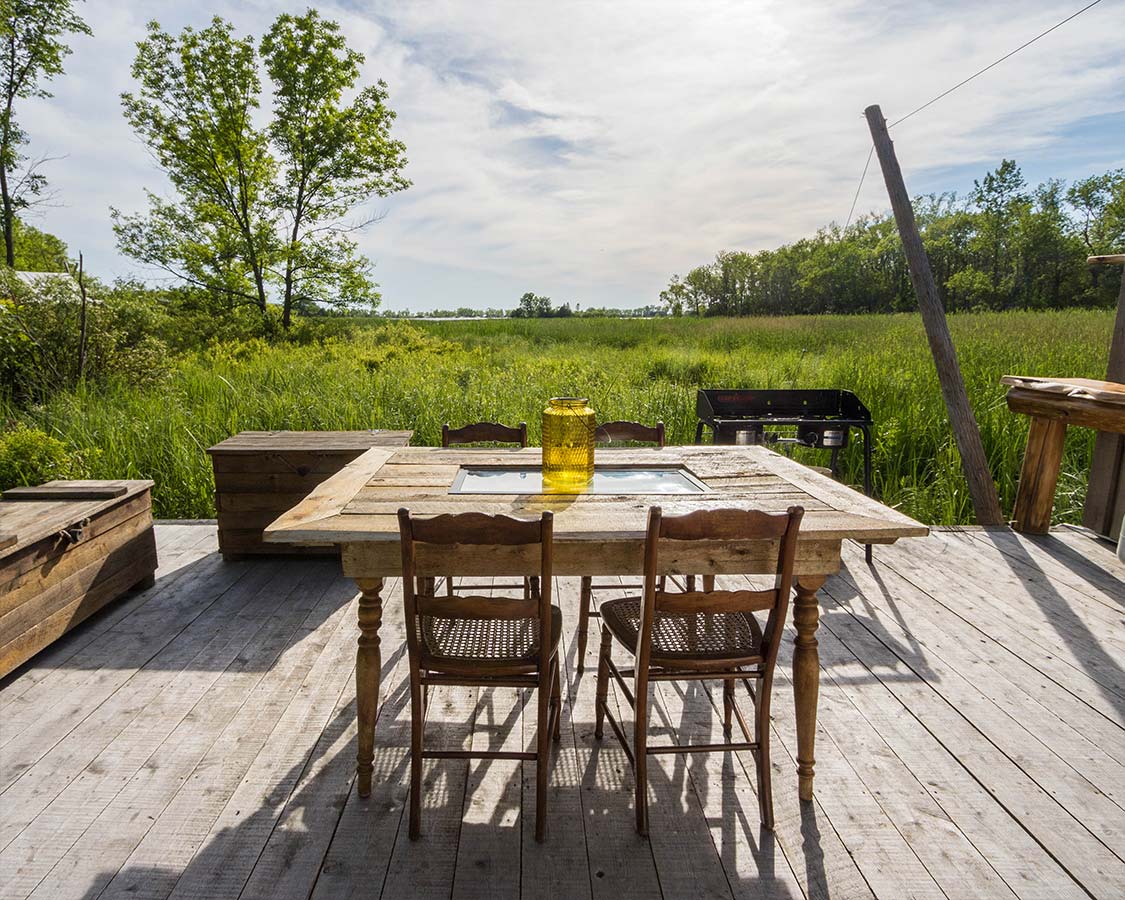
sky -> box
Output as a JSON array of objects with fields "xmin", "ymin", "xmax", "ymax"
[{"xmin": 17, "ymin": 0, "xmax": 1125, "ymax": 312}]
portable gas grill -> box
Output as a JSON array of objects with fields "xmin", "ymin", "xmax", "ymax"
[{"xmin": 695, "ymin": 389, "xmax": 874, "ymax": 497}]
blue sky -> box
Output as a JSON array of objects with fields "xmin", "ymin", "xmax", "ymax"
[{"xmin": 18, "ymin": 0, "xmax": 1125, "ymax": 312}]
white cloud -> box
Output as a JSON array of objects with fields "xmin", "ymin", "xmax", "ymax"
[{"xmin": 16, "ymin": 0, "xmax": 1125, "ymax": 309}]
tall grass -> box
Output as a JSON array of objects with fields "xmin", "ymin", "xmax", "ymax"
[{"xmin": 3, "ymin": 311, "xmax": 1109, "ymax": 524}]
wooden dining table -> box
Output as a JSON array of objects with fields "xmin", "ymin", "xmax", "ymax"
[{"xmin": 264, "ymin": 444, "xmax": 927, "ymax": 802}]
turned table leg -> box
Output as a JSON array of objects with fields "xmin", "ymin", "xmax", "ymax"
[
  {"xmin": 1012, "ymin": 416, "xmax": 1068, "ymax": 534},
  {"xmin": 355, "ymin": 577, "xmax": 384, "ymax": 798},
  {"xmin": 793, "ymin": 575, "xmax": 826, "ymax": 802}
]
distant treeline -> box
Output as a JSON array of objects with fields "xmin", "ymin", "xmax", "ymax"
[
  {"xmin": 364, "ymin": 293, "xmax": 666, "ymax": 319},
  {"xmin": 660, "ymin": 161, "xmax": 1124, "ymax": 316}
]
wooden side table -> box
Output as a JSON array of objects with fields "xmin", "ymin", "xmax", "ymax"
[
  {"xmin": 207, "ymin": 430, "xmax": 412, "ymax": 560},
  {"xmin": 1003, "ymin": 377, "xmax": 1125, "ymax": 536}
]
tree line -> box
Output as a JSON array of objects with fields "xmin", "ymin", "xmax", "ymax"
[{"xmin": 660, "ymin": 161, "xmax": 1124, "ymax": 316}]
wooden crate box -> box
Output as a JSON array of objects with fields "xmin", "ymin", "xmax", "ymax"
[
  {"xmin": 0, "ymin": 480, "xmax": 157, "ymax": 678},
  {"xmin": 207, "ymin": 430, "xmax": 413, "ymax": 560}
]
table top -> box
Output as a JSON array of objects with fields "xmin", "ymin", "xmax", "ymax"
[
  {"xmin": 206, "ymin": 430, "xmax": 414, "ymax": 455},
  {"xmin": 1002, "ymin": 376, "xmax": 1125, "ymax": 435},
  {"xmin": 265, "ymin": 446, "xmax": 926, "ymax": 551},
  {"xmin": 1001, "ymin": 376, "xmax": 1125, "ymax": 406}
]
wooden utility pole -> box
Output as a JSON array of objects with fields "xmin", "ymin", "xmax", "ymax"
[
  {"xmin": 1082, "ymin": 254, "xmax": 1125, "ymax": 538},
  {"xmin": 865, "ymin": 104, "xmax": 1005, "ymax": 525}
]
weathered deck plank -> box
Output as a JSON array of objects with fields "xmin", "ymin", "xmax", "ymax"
[{"xmin": 0, "ymin": 523, "xmax": 1120, "ymax": 900}]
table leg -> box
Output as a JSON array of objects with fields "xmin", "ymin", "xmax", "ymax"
[
  {"xmin": 355, "ymin": 577, "xmax": 384, "ymax": 798},
  {"xmin": 793, "ymin": 575, "xmax": 826, "ymax": 802},
  {"xmin": 1012, "ymin": 416, "xmax": 1068, "ymax": 534}
]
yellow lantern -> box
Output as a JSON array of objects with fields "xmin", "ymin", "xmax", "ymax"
[{"xmin": 542, "ymin": 397, "xmax": 595, "ymax": 492}]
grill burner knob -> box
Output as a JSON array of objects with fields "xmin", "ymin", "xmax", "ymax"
[{"xmin": 822, "ymin": 429, "xmax": 845, "ymax": 448}]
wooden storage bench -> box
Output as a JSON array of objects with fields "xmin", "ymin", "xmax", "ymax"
[
  {"xmin": 207, "ymin": 430, "xmax": 413, "ymax": 560},
  {"xmin": 0, "ymin": 480, "xmax": 157, "ymax": 678}
]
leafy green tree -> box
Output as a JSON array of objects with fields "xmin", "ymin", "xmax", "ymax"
[
  {"xmin": 1067, "ymin": 169, "xmax": 1125, "ymax": 280},
  {"xmin": 261, "ymin": 10, "xmax": 408, "ymax": 327},
  {"xmin": 0, "ymin": 0, "xmax": 90, "ymax": 266},
  {"xmin": 11, "ymin": 215, "xmax": 68, "ymax": 270},
  {"xmin": 512, "ymin": 291, "xmax": 552, "ymax": 317},
  {"xmin": 115, "ymin": 19, "xmax": 276, "ymax": 315},
  {"xmin": 114, "ymin": 11, "xmax": 409, "ymax": 329},
  {"xmin": 658, "ymin": 275, "xmax": 687, "ymax": 316},
  {"xmin": 969, "ymin": 159, "xmax": 1028, "ymax": 306}
]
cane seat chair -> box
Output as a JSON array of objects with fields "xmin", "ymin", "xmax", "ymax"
[
  {"xmin": 575, "ymin": 421, "xmax": 665, "ymax": 669},
  {"xmin": 594, "ymin": 505, "xmax": 803, "ymax": 834},
  {"xmin": 442, "ymin": 421, "xmax": 529, "ymax": 448},
  {"xmin": 440, "ymin": 421, "xmax": 536, "ymax": 598},
  {"xmin": 398, "ymin": 509, "xmax": 562, "ymax": 841}
]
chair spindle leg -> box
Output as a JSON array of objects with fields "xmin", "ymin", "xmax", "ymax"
[
  {"xmin": 577, "ymin": 576, "xmax": 593, "ymax": 671},
  {"xmin": 594, "ymin": 626, "xmax": 612, "ymax": 739}
]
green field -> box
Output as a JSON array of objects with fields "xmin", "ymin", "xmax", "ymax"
[{"xmin": 4, "ymin": 310, "xmax": 1110, "ymax": 524}]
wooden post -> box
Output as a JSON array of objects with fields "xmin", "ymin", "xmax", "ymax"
[
  {"xmin": 865, "ymin": 105, "xmax": 1005, "ymax": 525},
  {"xmin": 76, "ymin": 253, "xmax": 88, "ymax": 380},
  {"xmin": 66, "ymin": 251, "xmax": 90, "ymax": 381},
  {"xmin": 1083, "ymin": 254, "xmax": 1125, "ymax": 538}
]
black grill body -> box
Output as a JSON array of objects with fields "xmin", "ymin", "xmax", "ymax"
[{"xmin": 695, "ymin": 389, "xmax": 874, "ymax": 498}]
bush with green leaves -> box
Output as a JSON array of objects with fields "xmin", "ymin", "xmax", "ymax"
[
  {"xmin": 0, "ymin": 424, "xmax": 94, "ymax": 490},
  {"xmin": 0, "ymin": 268, "xmax": 171, "ymax": 402}
]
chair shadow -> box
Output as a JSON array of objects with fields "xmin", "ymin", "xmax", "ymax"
[{"xmin": 62, "ymin": 573, "xmax": 831, "ymax": 900}]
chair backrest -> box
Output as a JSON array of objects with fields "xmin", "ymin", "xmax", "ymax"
[
  {"xmin": 594, "ymin": 420, "xmax": 665, "ymax": 447},
  {"xmin": 398, "ymin": 509, "xmax": 554, "ymax": 668},
  {"xmin": 442, "ymin": 422, "xmax": 528, "ymax": 447},
  {"xmin": 638, "ymin": 505, "xmax": 803, "ymax": 669}
]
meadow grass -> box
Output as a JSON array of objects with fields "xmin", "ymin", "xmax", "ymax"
[{"xmin": 4, "ymin": 310, "xmax": 1110, "ymax": 524}]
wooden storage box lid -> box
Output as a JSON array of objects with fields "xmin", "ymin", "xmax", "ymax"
[
  {"xmin": 0, "ymin": 480, "xmax": 154, "ymax": 557},
  {"xmin": 207, "ymin": 430, "xmax": 413, "ymax": 454}
]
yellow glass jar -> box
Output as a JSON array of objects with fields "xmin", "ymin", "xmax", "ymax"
[{"xmin": 542, "ymin": 397, "xmax": 595, "ymax": 493}]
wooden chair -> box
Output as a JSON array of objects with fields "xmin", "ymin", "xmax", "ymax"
[
  {"xmin": 594, "ymin": 420, "xmax": 665, "ymax": 446},
  {"xmin": 440, "ymin": 421, "xmax": 534, "ymax": 597},
  {"xmin": 594, "ymin": 505, "xmax": 804, "ymax": 834},
  {"xmin": 442, "ymin": 421, "xmax": 528, "ymax": 448},
  {"xmin": 576, "ymin": 421, "xmax": 665, "ymax": 669},
  {"xmin": 398, "ymin": 509, "xmax": 562, "ymax": 842}
]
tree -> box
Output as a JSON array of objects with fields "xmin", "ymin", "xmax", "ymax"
[
  {"xmin": 11, "ymin": 215, "xmax": 68, "ymax": 270},
  {"xmin": 1067, "ymin": 171, "xmax": 1125, "ymax": 255},
  {"xmin": 261, "ymin": 10, "xmax": 408, "ymax": 327},
  {"xmin": 512, "ymin": 291, "xmax": 552, "ymax": 317},
  {"xmin": 114, "ymin": 12, "xmax": 409, "ymax": 328},
  {"xmin": 659, "ymin": 275, "xmax": 688, "ymax": 316},
  {"xmin": 115, "ymin": 19, "xmax": 276, "ymax": 316},
  {"xmin": 0, "ymin": 0, "xmax": 90, "ymax": 266},
  {"xmin": 970, "ymin": 159, "xmax": 1028, "ymax": 306}
]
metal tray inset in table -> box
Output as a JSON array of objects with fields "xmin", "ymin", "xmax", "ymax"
[{"xmin": 450, "ymin": 465, "xmax": 710, "ymax": 495}]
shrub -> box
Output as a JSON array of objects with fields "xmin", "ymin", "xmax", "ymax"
[
  {"xmin": 0, "ymin": 269, "xmax": 172, "ymax": 402},
  {"xmin": 0, "ymin": 424, "xmax": 95, "ymax": 490}
]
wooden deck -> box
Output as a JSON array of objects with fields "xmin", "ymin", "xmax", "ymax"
[{"xmin": 0, "ymin": 523, "xmax": 1122, "ymax": 899}]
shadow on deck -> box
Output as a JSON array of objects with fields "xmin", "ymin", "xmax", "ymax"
[{"xmin": 0, "ymin": 523, "xmax": 1121, "ymax": 900}]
